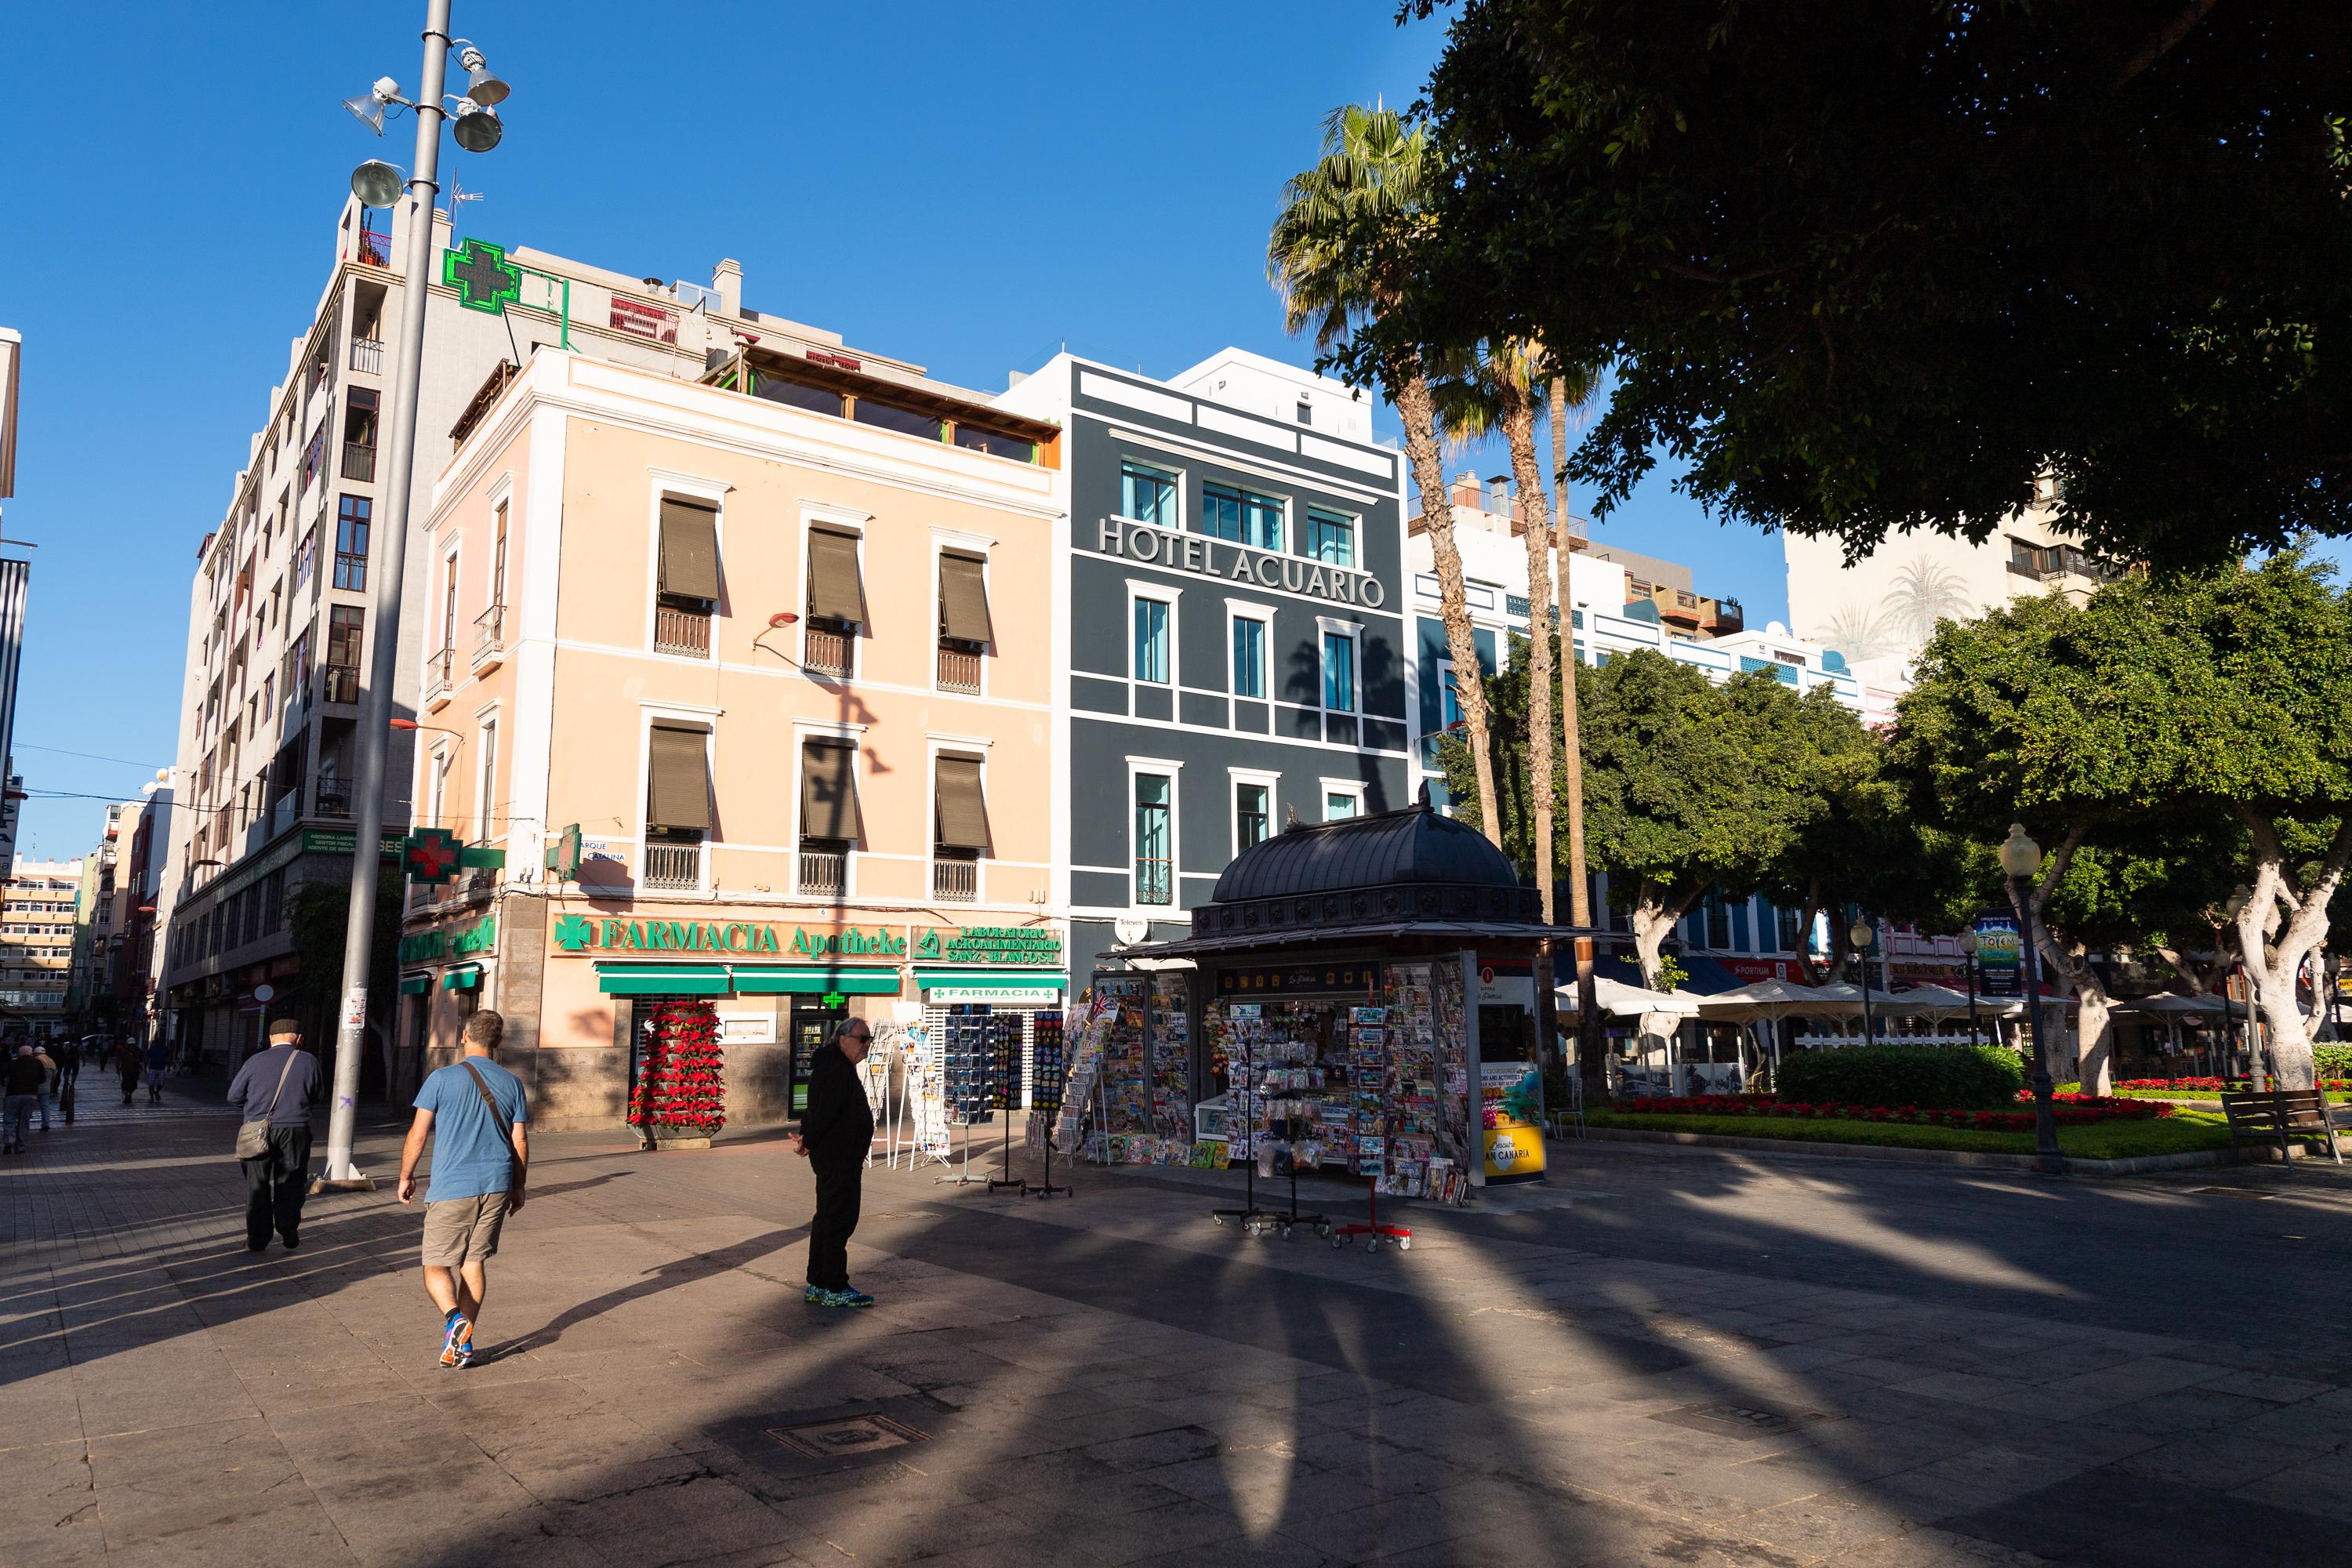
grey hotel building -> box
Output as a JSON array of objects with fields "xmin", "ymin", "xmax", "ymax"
[{"xmin": 998, "ymin": 349, "xmax": 1415, "ymax": 982}]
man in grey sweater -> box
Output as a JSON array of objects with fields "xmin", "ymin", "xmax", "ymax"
[{"xmin": 226, "ymin": 1020, "xmax": 325, "ymax": 1252}]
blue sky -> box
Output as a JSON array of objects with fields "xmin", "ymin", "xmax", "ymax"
[{"xmin": 0, "ymin": 1, "xmax": 1784, "ymax": 859}]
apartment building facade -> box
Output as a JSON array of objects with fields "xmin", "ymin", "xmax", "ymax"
[
  {"xmin": 2, "ymin": 857, "xmax": 82, "ymax": 1041},
  {"xmin": 997, "ymin": 349, "xmax": 1415, "ymax": 982},
  {"xmin": 64, "ymin": 806, "xmax": 122, "ymax": 1035},
  {"xmin": 158, "ymin": 197, "xmax": 750, "ymax": 1073},
  {"xmin": 395, "ymin": 346, "xmax": 1064, "ymax": 1127}
]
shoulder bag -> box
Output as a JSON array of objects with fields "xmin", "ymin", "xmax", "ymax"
[
  {"xmin": 459, "ymin": 1061, "xmax": 527, "ymax": 1205},
  {"xmin": 234, "ymin": 1051, "xmax": 301, "ymax": 1160}
]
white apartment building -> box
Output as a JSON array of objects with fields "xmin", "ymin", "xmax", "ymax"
[
  {"xmin": 158, "ymin": 194, "xmax": 777, "ymax": 1071},
  {"xmin": 2, "ymin": 857, "xmax": 82, "ymax": 1041},
  {"xmin": 1781, "ymin": 485, "xmax": 2111, "ymax": 692}
]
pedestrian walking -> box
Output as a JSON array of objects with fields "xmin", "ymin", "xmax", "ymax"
[
  {"xmin": 3, "ymin": 1044, "xmax": 53, "ymax": 1154},
  {"xmin": 146, "ymin": 1036, "xmax": 169, "ymax": 1104},
  {"xmin": 114, "ymin": 1037, "xmax": 141, "ymax": 1105},
  {"xmin": 397, "ymin": 1010, "xmax": 528, "ymax": 1370},
  {"xmin": 36, "ymin": 1043, "xmax": 55, "ymax": 1131},
  {"xmin": 789, "ymin": 1018, "xmax": 876, "ymax": 1308},
  {"xmin": 226, "ymin": 1020, "xmax": 323, "ymax": 1252}
]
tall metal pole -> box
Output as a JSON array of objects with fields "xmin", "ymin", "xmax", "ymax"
[
  {"xmin": 2012, "ymin": 876, "xmax": 2065, "ymax": 1174},
  {"xmin": 318, "ymin": 0, "xmax": 452, "ymax": 1186},
  {"xmin": 1966, "ymin": 953, "xmax": 1980, "ymax": 1049}
]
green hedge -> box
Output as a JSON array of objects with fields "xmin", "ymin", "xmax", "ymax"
[
  {"xmin": 2313, "ymin": 1044, "xmax": 2352, "ymax": 1078},
  {"xmin": 1776, "ymin": 1044, "xmax": 2026, "ymax": 1109}
]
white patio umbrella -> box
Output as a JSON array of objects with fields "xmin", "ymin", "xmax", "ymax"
[
  {"xmin": 2109, "ymin": 993, "xmax": 2226, "ymax": 1016},
  {"xmin": 1874, "ymin": 983, "xmax": 2026, "ymax": 1019},
  {"xmin": 1556, "ymin": 975, "xmax": 1703, "ymax": 1019},
  {"xmin": 1693, "ymin": 978, "xmax": 1841, "ymax": 1022}
]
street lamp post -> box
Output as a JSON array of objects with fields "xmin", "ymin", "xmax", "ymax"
[
  {"xmin": 316, "ymin": 4, "xmax": 510, "ymax": 1188},
  {"xmin": 1958, "ymin": 927, "xmax": 1982, "ymax": 1048},
  {"xmin": 2000, "ymin": 824, "xmax": 2065, "ymax": 1174},
  {"xmin": 1849, "ymin": 917, "xmax": 1876, "ymax": 1046}
]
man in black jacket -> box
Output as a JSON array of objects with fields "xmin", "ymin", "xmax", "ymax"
[{"xmin": 789, "ymin": 1018, "xmax": 876, "ymax": 1308}]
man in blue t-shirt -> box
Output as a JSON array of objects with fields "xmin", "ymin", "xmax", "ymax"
[{"xmin": 397, "ymin": 1009, "xmax": 528, "ymax": 1369}]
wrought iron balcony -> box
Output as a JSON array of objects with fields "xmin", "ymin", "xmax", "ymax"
[
  {"xmin": 1134, "ymin": 857, "xmax": 1173, "ymax": 907},
  {"xmin": 642, "ymin": 841, "xmax": 702, "ymax": 891},
  {"xmin": 797, "ymin": 847, "xmax": 846, "ymax": 897},
  {"xmin": 932, "ymin": 857, "xmax": 978, "ymax": 902},
  {"xmin": 653, "ymin": 604, "xmax": 710, "ymax": 658},
  {"xmin": 804, "ymin": 622, "xmax": 853, "ymax": 677},
  {"xmin": 341, "ymin": 441, "xmax": 376, "ymax": 483}
]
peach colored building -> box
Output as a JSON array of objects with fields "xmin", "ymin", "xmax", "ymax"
[{"xmin": 397, "ymin": 346, "xmax": 1064, "ymax": 1129}]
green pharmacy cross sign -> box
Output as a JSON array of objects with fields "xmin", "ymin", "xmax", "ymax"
[{"xmin": 443, "ymin": 238, "xmax": 523, "ymax": 314}]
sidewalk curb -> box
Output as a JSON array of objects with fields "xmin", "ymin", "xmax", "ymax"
[{"xmin": 1568, "ymin": 1125, "xmax": 2238, "ymax": 1176}]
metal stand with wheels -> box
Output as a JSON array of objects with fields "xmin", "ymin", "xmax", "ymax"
[
  {"xmin": 986, "ymin": 1115, "xmax": 1025, "ymax": 1195},
  {"xmin": 1331, "ymin": 1171, "xmax": 1411, "ymax": 1253},
  {"xmin": 935, "ymin": 1120, "xmax": 983, "ymax": 1186}
]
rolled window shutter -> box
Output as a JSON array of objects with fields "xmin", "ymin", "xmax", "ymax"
[
  {"xmin": 807, "ymin": 528, "xmax": 868, "ymax": 625},
  {"xmin": 657, "ymin": 499, "xmax": 720, "ymax": 601},
  {"xmin": 645, "ymin": 726, "xmax": 710, "ymax": 830},
  {"xmin": 938, "ymin": 552, "xmax": 993, "ymax": 644},
  {"xmin": 934, "ymin": 756, "xmax": 990, "ymax": 850},
  {"xmin": 800, "ymin": 740, "xmax": 858, "ymax": 841}
]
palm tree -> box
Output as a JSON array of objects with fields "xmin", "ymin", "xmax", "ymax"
[
  {"xmin": 1269, "ymin": 104, "xmax": 1502, "ymax": 842},
  {"xmin": 1549, "ymin": 363, "xmax": 1605, "ymax": 1090}
]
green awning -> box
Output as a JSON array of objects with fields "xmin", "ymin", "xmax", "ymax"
[
  {"xmin": 913, "ymin": 969, "xmax": 1067, "ymax": 993},
  {"xmin": 594, "ymin": 963, "xmax": 732, "ymax": 996},
  {"xmin": 399, "ymin": 974, "xmax": 433, "ymax": 995},
  {"xmin": 443, "ymin": 965, "xmax": 483, "ymax": 990},
  {"xmin": 730, "ymin": 965, "xmax": 902, "ymax": 996}
]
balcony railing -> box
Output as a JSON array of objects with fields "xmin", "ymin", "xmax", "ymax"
[
  {"xmin": 350, "ymin": 338, "xmax": 383, "ymax": 375},
  {"xmin": 804, "ymin": 622, "xmax": 853, "ymax": 677},
  {"xmin": 314, "ymin": 789, "xmax": 351, "ymax": 820},
  {"xmin": 937, "ymin": 644, "xmax": 982, "ymax": 694},
  {"xmin": 355, "ymin": 229, "xmax": 391, "ymax": 267},
  {"xmin": 341, "ymin": 441, "xmax": 376, "ymax": 482},
  {"xmin": 322, "ymin": 664, "xmax": 360, "ymax": 705},
  {"xmin": 797, "ymin": 847, "xmax": 846, "ymax": 897},
  {"xmin": 1134, "ymin": 858, "xmax": 1173, "ymax": 907},
  {"xmin": 653, "ymin": 604, "xmax": 710, "ymax": 658},
  {"xmin": 472, "ymin": 603, "xmax": 506, "ymax": 670},
  {"xmin": 932, "ymin": 858, "xmax": 978, "ymax": 902},
  {"xmin": 424, "ymin": 647, "xmax": 454, "ymax": 703},
  {"xmin": 643, "ymin": 841, "xmax": 702, "ymax": 891}
]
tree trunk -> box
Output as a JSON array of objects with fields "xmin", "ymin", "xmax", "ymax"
[
  {"xmin": 1501, "ymin": 379, "xmax": 1556, "ymax": 920},
  {"xmin": 1394, "ymin": 367, "xmax": 1501, "ymax": 842},
  {"xmin": 1550, "ymin": 375, "xmax": 1602, "ymax": 1098},
  {"xmin": 2233, "ymin": 809, "xmax": 2352, "ymax": 1091},
  {"xmin": 2039, "ymin": 933, "xmax": 2114, "ymax": 1094}
]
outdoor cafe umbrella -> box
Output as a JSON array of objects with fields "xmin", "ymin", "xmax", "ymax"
[
  {"xmin": 2109, "ymin": 993, "xmax": 2226, "ymax": 1017},
  {"xmin": 1556, "ymin": 975, "xmax": 1702, "ymax": 1020},
  {"xmin": 1691, "ymin": 978, "xmax": 1839, "ymax": 1023},
  {"xmin": 1867, "ymin": 983, "xmax": 2025, "ymax": 1019}
]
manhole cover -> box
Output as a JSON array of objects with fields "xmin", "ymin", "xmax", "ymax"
[
  {"xmin": 1652, "ymin": 1403, "xmax": 1844, "ymax": 1439},
  {"xmin": 2190, "ymin": 1186, "xmax": 2278, "ymax": 1199},
  {"xmin": 765, "ymin": 1413, "xmax": 927, "ymax": 1461}
]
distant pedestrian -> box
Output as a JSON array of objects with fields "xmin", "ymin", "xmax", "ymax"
[
  {"xmin": 226, "ymin": 1020, "xmax": 323, "ymax": 1252},
  {"xmin": 146, "ymin": 1036, "xmax": 169, "ymax": 1104},
  {"xmin": 36, "ymin": 1044, "xmax": 55, "ymax": 1131},
  {"xmin": 397, "ymin": 1010, "xmax": 528, "ymax": 1370},
  {"xmin": 114, "ymin": 1038, "xmax": 141, "ymax": 1105},
  {"xmin": 790, "ymin": 1018, "xmax": 876, "ymax": 1308},
  {"xmin": 3, "ymin": 1044, "xmax": 53, "ymax": 1154}
]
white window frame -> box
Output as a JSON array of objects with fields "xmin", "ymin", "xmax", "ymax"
[
  {"xmin": 643, "ymin": 470, "xmax": 729, "ymax": 664},
  {"xmin": 1118, "ymin": 458, "xmax": 1184, "ymax": 528},
  {"xmin": 1225, "ymin": 599, "xmax": 1272, "ymax": 701},
  {"xmin": 473, "ymin": 702, "xmax": 501, "ymax": 843},
  {"xmin": 1127, "ymin": 580, "xmax": 1180, "ymax": 690},
  {"xmin": 637, "ymin": 700, "xmax": 724, "ymax": 897},
  {"xmin": 1316, "ymin": 615, "xmax": 1363, "ymax": 718},
  {"xmin": 1124, "ymin": 756, "xmax": 1184, "ymax": 913},
  {"xmin": 1319, "ymin": 777, "xmax": 1368, "ymax": 822},
  {"xmin": 930, "ymin": 526, "xmax": 996, "ymax": 698},
  {"xmin": 1227, "ymin": 766, "xmax": 1279, "ymax": 859},
  {"xmin": 927, "ymin": 734, "xmax": 994, "ymax": 906},
  {"xmin": 789, "ymin": 715, "xmax": 867, "ymax": 901},
  {"xmin": 1306, "ymin": 505, "xmax": 1358, "ymax": 568}
]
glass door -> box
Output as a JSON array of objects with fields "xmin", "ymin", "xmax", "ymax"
[{"xmin": 788, "ymin": 996, "xmax": 848, "ymax": 1114}]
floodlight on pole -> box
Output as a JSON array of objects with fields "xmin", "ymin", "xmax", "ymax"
[
  {"xmin": 343, "ymin": 93, "xmax": 387, "ymax": 134},
  {"xmin": 350, "ymin": 159, "xmax": 405, "ymax": 209},
  {"xmin": 456, "ymin": 44, "xmax": 509, "ymax": 106},
  {"xmin": 450, "ymin": 100, "xmax": 502, "ymax": 152}
]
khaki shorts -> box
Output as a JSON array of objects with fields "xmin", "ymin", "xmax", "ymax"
[{"xmin": 421, "ymin": 1192, "xmax": 510, "ymax": 1269}]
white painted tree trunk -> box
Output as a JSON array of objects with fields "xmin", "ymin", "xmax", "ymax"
[{"xmin": 2233, "ymin": 810, "xmax": 2351, "ymax": 1091}]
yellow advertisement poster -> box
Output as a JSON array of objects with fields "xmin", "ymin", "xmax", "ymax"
[{"xmin": 1480, "ymin": 1061, "xmax": 1548, "ymax": 1183}]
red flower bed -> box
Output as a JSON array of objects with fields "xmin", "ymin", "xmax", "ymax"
[
  {"xmin": 2117, "ymin": 1077, "xmax": 2352, "ymax": 1094},
  {"xmin": 1617, "ymin": 1092, "xmax": 2169, "ymax": 1131}
]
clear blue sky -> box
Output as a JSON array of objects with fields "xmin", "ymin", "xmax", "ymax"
[{"xmin": 0, "ymin": 0, "xmax": 1784, "ymax": 859}]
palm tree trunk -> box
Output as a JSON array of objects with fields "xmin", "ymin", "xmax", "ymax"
[
  {"xmin": 1551, "ymin": 374, "xmax": 1602, "ymax": 1099},
  {"xmin": 1502, "ymin": 374, "xmax": 1558, "ymax": 1071},
  {"xmin": 1394, "ymin": 365, "xmax": 1501, "ymax": 844}
]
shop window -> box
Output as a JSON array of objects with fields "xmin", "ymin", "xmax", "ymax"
[
  {"xmin": 1200, "ymin": 485, "xmax": 1283, "ymax": 551},
  {"xmin": 937, "ymin": 551, "xmax": 992, "ymax": 694},
  {"xmin": 1321, "ymin": 630, "xmax": 1358, "ymax": 713},
  {"xmin": 1134, "ymin": 773, "xmax": 1173, "ymax": 906},
  {"xmin": 1133, "ymin": 597, "xmax": 1171, "ymax": 685},
  {"xmin": 1230, "ymin": 613, "xmax": 1265, "ymax": 699},
  {"xmin": 933, "ymin": 753, "xmax": 989, "ymax": 903},
  {"xmin": 798, "ymin": 739, "xmax": 858, "ymax": 895},
  {"xmin": 644, "ymin": 725, "xmax": 710, "ymax": 891},
  {"xmin": 1234, "ymin": 782, "xmax": 1269, "ymax": 852},
  {"xmin": 655, "ymin": 498, "xmax": 720, "ymax": 659},
  {"xmin": 804, "ymin": 526, "xmax": 866, "ymax": 677},
  {"xmin": 1120, "ymin": 461, "xmax": 1178, "ymax": 527},
  {"xmin": 1308, "ymin": 508, "xmax": 1355, "ymax": 568}
]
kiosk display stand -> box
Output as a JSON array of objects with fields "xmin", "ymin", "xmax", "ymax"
[
  {"xmin": 985, "ymin": 1016, "xmax": 1026, "ymax": 1194},
  {"xmin": 1330, "ymin": 1172, "xmax": 1411, "ymax": 1252},
  {"xmin": 935, "ymin": 1006, "xmax": 996, "ymax": 1187},
  {"xmin": 1027, "ymin": 1011, "xmax": 1069, "ymax": 1198},
  {"xmin": 1210, "ymin": 1011, "xmax": 1327, "ymax": 1238}
]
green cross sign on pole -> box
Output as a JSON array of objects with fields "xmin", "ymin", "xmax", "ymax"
[{"xmin": 443, "ymin": 238, "xmax": 522, "ymax": 314}]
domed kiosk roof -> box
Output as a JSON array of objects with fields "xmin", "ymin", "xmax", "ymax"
[{"xmin": 1124, "ymin": 804, "xmax": 1552, "ymax": 958}]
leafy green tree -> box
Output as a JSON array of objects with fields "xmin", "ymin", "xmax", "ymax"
[
  {"xmin": 288, "ymin": 879, "xmax": 400, "ymax": 1096},
  {"xmin": 1374, "ymin": 2, "xmax": 2352, "ymax": 567}
]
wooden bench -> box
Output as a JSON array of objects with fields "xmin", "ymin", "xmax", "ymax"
[{"xmin": 2220, "ymin": 1089, "xmax": 2343, "ymax": 1164}]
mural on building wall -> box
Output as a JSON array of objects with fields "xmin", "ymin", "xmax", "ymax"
[{"xmin": 1809, "ymin": 552, "xmax": 1975, "ymax": 669}]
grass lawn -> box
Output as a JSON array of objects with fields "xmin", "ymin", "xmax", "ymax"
[
  {"xmin": 1585, "ymin": 1108, "xmax": 2238, "ymax": 1160},
  {"xmin": 2062, "ymin": 1085, "xmax": 2352, "ymax": 1104}
]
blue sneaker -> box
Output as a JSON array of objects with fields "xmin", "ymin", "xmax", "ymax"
[
  {"xmin": 439, "ymin": 1312, "xmax": 471, "ymax": 1368},
  {"xmin": 836, "ymin": 1287, "xmax": 874, "ymax": 1308},
  {"xmin": 804, "ymin": 1285, "xmax": 828, "ymax": 1305}
]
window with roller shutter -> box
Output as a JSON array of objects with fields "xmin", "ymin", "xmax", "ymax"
[
  {"xmin": 804, "ymin": 528, "xmax": 866, "ymax": 677},
  {"xmin": 936, "ymin": 550, "xmax": 991, "ymax": 692}
]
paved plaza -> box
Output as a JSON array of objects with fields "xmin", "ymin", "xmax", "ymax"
[{"xmin": 5, "ymin": 1098, "xmax": 2352, "ymax": 1567}]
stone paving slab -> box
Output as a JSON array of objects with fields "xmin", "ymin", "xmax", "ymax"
[{"xmin": 5, "ymin": 1109, "xmax": 2352, "ymax": 1565}]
